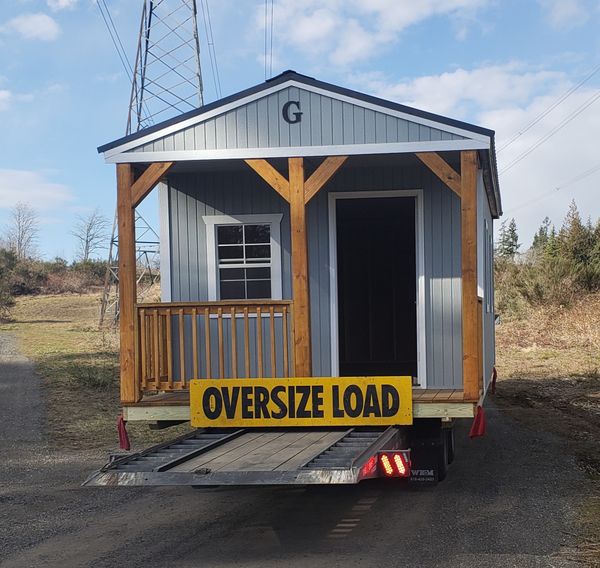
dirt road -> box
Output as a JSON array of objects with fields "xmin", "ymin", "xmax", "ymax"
[{"xmin": 0, "ymin": 330, "xmax": 593, "ymax": 567}]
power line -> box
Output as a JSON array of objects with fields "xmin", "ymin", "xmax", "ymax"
[
  {"xmin": 199, "ymin": 0, "xmax": 222, "ymax": 99},
  {"xmin": 498, "ymin": 61, "xmax": 600, "ymax": 154},
  {"xmin": 96, "ymin": 0, "xmax": 133, "ymax": 81},
  {"xmin": 499, "ymin": 87, "xmax": 600, "ymax": 175},
  {"xmin": 504, "ymin": 161, "xmax": 600, "ymax": 214}
]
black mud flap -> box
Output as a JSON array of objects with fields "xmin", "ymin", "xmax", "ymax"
[{"xmin": 408, "ymin": 419, "xmax": 451, "ymax": 483}]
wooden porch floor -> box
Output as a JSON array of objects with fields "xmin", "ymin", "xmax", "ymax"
[{"xmin": 132, "ymin": 388, "xmax": 468, "ymax": 407}]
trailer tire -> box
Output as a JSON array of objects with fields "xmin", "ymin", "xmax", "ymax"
[
  {"xmin": 445, "ymin": 427, "xmax": 455, "ymax": 465},
  {"xmin": 437, "ymin": 432, "xmax": 449, "ymax": 482}
]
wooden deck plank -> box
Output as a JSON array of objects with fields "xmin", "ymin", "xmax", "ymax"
[
  {"xmin": 169, "ymin": 432, "xmax": 266, "ymax": 472},
  {"xmin": 224, "ymin": 431, "xmax": 314, "ymax": 472},
  {"xmin": 433, "ymin": 390, "xmax": 455, "ymax": 401},
  {"xmin": 274, "ymin": 430, "xmax": 350, "ymax": 471}
]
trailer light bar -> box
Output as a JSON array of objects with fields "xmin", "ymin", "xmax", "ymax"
[{"xmin": 378, "ymin": 452, "xmax": 410, "ymax": 478}]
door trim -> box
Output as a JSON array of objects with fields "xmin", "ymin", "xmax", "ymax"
[{"xmin": 328, "ymin": 190, "xmax": 426, "ymax": 388}]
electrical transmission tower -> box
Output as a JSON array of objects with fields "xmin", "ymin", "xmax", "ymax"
[{"xmin": 99, "ymin": 0, "xmax": 204, "ymax": 326}]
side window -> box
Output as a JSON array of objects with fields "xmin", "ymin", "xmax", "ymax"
[
  {"xmin": 204, "ymin": 214, "xmax": 283, "ymax": 301},
  {"xmin": 217, "ymin": 223, "xmax": 272, "ymax": 300}
]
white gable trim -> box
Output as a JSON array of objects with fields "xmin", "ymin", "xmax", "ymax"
[
  {"xmin": 103, "ymin": 79, "xmax": 490, "ymax": 160},
  {"xmin": 106, "ymin": 139, "xmax": 488, "ymax": 164}
]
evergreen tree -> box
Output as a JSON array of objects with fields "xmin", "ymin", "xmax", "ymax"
[
  {"xmin": 558, "ymin": 200, "xmax": 591, "ymax": 265},
  {"xmin": 497, "ymin": 218, "xmax": 520, "ymax": 259},
  {"xmin": 532, "ymin": 217, "xmax": 551, "ymax": 251}
]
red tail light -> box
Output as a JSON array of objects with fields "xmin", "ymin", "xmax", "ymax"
[{"xmin": 378, "ymin": 451, "xmax": 411, "ymax": 478}]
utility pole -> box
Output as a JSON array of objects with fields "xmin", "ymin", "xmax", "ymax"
[{"xmin": 100, "ymin": 0, "xmax": 204, "ymax": 326}]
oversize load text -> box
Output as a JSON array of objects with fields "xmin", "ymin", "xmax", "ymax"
[{"xmin": 190, "ymin": 378, "xmax": 413, "ymax": 427}]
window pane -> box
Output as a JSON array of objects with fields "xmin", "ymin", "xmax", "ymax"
[
  {"xmin": 246, "ymin": 267, "xmax": 271, "ymax": 280},
  {"xmin": 217, "ymin": 225, "xmax": 243, "ymax": 244},
  {"xmin": 218, "ymin": 245, "xmax": 243, "ymax": 261},
  {"xmin": 219, "ymin": 268, "xmax": 244, "ymax": 280},
  {"xmin": 247, "ymin": 280, "xmax": 270, "ymax": 299},
  {"xmin": 220, "ymin": 280, "xmax": 246, "ymax": 300},
  {"xmin": 245, "ymin": 224, "xmax": 270, "ymax": 244},
  {"xmin": 245, "ymin": 244, "xmax": 270, "ymax": 260}
]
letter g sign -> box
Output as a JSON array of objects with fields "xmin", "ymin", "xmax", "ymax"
[{"xmin": 282, "ymin": 100, "xmax": 302, "ymax": 124}]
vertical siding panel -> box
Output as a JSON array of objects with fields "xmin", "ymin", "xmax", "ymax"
[
  {"xmin": 321, "ymin": 96, "xmax": 333, "ymax": 145},
  {"xmin": 177, "ymin": 187, "xmax": 190, "ymax": 300},
  {"xmin": 174, "ymin": 131, "xmax": 185, "ymax": 151},
  {"xmin": 364, "ymin": 109, "xmax": 376, "ymax": 143},
  {"xmin": 215, "ymin": 115, "xmax": 227, "ymax": 149},
  {"xmin": 226, "ymin": 111, "xmax": 237, "ymax": 149},
  {"xmin": 307, "ymin": 196, "xmax": 321, "ymax": 375},
  {"xmin": 246, "ymin": 102, "xmax": 259, "ymax": 148},
  {"xmin": 441, "ymin": 181, "xmax": 454, "ymax": 387},
  {"xmin": 353, "ymin": 106, "xmax": 365, "ymax": 144},
  {"xmin": 169, "ymin": 184, "xmax": 180, "ymax": 299},
  {"xmin": 187, "ymin": 182, "xmax": 199, "ymax": 300},
  {"xmin": 257, "ymin": 97, "xmax": 269, "ymax": 147},
  {"xmin": 194, "ymin": 123, "xmax": 206, "ymax": 149},
  {"xmin": 288, "ymin": 87, "xmax": 301, "ymax": 147},
  {"xmin": 164, "ymin": 134, "xmax": 175, "ymax": 151},
  {"xmin": 267, "ymin": 92, "xmax": 279, "ymax": 147},
  {"xmin": 398, "ymin": 119, "xmax": 409, "ymax": 142},
  {"xmin": 310, "ymin": 92, "xmax": 322, "ymax": 146},
  {"xmin": 452, "ymin": 192, "xmax": 463, "ymax": 387},
  {"xmin": 419, "ymin": 125, "xmax": 431, "ymax": 142},
  {"xmin": 278, "ymin": 89, "xmax": 290, "ymax": 147},
  {"xmin": 386, "ymin": 115, "xmax": 398, "ymax": 143},
  {"xmin": 332, "ymin": 99, "xmax": 343, "ymax": 145},
  {"xmin": 183, "ymin": 128, "xmax": 194, "ymax": 150},
  {"xmin": 236, "ymin": 107, "xmax": 248, "ymax": 149},
  {"xmin": 408, "ymin": 122, "xmax": 420, "ymax": 142},
  {"xmin": 299, "ymin": 89, "xmax": 312, "ymax": 146},
  {"xmin": 430, "ymin": 128, "xmax": 442, "ymax": 141},
  {"xmin": 342, "ymin": 102, "xmax": 354, "ymax": 144},
  {"xmin": 205, "ymin": 119, "xmax": 216, "ymax": 149},
  {"xmin": 430, "ymin": 173, "xmax": 443, "ymax": 387},
  {"xmin": 441, "ymin": 131, "xmax": 452, "ymax": 141},
  {"xmin": 375, "ymin": 113, "xmax": 386, "ymax": 143}
]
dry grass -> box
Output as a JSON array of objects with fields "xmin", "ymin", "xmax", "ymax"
[
  {"xmin": 0, "ymin": 293, "xmax": 185, "ymax": 450},
  {"xmin": 495, "ymin": 293, "xmax": 600, "ymax": 565}
]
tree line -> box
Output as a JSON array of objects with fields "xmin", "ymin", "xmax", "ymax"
[
  {"xmin": 0, "ymin": 202, "xmax": 111, "ymax": 320},
  {"xmin": 495, "ymin": 200, "xmax": 600, "ymax": 315}
]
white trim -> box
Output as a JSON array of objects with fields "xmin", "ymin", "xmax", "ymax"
[
  {"xmin": 202, "ymin": 214, "xmax": 283, "ymax": 301},
  {"xmin": 102, "ymin": 78, "xmax": 490, "ymax": 159},
  {"xmin": 157, "ymin": 183, "xmax": 172, "ymax": 302},
  {"xmin": 328, "ymin": 190, "xmax": 427, "ymax": 389},
  {"xmin": 106, "ymin": 139, "xmax": 488, "ymax": 164}
]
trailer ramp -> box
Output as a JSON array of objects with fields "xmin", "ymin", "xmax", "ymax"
[{"xmin": 84, "ymin": 427, "xmax": 405, "ymax": 487}]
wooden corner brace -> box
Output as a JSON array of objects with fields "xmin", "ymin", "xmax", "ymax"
[{"xmin": 416, "ymin": 152, "xmax": 461, "ymax": 198}]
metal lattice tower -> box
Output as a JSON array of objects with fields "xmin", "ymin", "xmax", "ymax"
[{"xmin": 100, "ymin": 0, "xmax": 204, "ymax": 326}]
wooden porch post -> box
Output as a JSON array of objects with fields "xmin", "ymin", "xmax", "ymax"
[
  {"xmin": 461, "ymin": 151, "xmax": 480, "ymax": 401},
  {"xmin": 117, "ymin": 163, "xmax": 138, "ymax": 403},
  {"xmin": 288, "ymin": 157, "xmax": 312, "ymax": 376}
]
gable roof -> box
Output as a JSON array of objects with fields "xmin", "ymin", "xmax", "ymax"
[{"xmin": 98, "ymin": 70, "xmax": 501, "ymax": 216}]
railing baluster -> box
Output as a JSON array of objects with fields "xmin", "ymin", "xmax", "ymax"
[
  {"xmin": 204, "ymin": 307, "xmax": 211, "ymax": 379},
  {"xmin": 178, "ymin": 308, "xmax": 185, "ymax": 386},
  {"xmin": 140, "ymin": 308, "xmax": 147, "ymax": 388},
  {"xmin": 153, "ymin": 309, "xmax": 160, "ymax": 387},
  {"xmin": 269, "ymin": 306, "xmax": 276, "ymax": 377},
  {"xmin": 256, "ymin": 306, "xmax": 263, "ymax": 378},
  {"xmin": 243, "ymin": 307, "xmax": 250, "ymax": 378},
  {"xmin": 230, "ymin": 307, "xmax": 238, "ymax": 378},
  {"xmin": 217, "ymin": 307, "xmax": 224, "ymax": 379},
  {"xmin": 192, "ymin": 307, "xmax": 198, "ymax": 380},
  {"xmin": 282, "ymin": 305, "xmax": 289, "ymax": 378},
  {"xmin": 166, "ymin": 308, "xmax": 173, "ymax": 389}
]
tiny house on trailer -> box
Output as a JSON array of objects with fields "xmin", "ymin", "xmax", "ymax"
[{"xmin": 87, "ymin": 71, "xmax": 501, "ymax": 486}]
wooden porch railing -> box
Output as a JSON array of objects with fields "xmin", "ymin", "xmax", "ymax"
[{"xmin": 136, "ymin": 300, "xmax": 295, "ymax": 392}]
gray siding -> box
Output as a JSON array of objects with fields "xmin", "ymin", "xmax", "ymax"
[
  {"xmin": 166, "ymin": 161, "xmax": 464, "ymax": 389},
  {"xmin": 478, "ymin": 171, "xmax": 496, "ymax": 388},
  {"xmin": 131, "ymin": 87, "xmax": 465, "ymax": 154}
]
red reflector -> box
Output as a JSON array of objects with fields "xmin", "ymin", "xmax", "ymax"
[{"xmin": 378, "ymin": 452, "xmax": 410, "ymax": 478}]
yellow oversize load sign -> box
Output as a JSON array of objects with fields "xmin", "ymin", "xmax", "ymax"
[{"xmin": 189, "ymin": 377, "xmax": 413, "ymax": 428}]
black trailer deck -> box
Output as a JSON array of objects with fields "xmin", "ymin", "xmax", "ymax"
[{"xmin": 84, "ymin": 427, "xmax": 406, "ymax": 486}]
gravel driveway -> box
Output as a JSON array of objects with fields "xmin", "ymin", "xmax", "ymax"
[{"xmin": 0, "ymin": 331, "xmax": 591, "ymax": 567}]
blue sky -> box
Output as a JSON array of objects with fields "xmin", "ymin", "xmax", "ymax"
[{"xmin": 1, "ymin": 0, "xmax": 600, "ymax": 259}]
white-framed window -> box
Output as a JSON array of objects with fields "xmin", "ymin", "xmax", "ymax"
[{"xmin": 203, "ymin": 214, "xmax": 283, "ymax": 301}]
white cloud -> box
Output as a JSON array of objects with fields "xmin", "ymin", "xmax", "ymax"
[
  {"xmin": 0, "ymin": 90, "xmax": 12, "ymax": 112},
  {"xmin": 0, "ymin": 170, "xmax": 73, "ymax": 211},
  {"xmin": 349, "ymin": 63, "xmax": 600, "ymax": 246},
  {"xmin": 538, "ymin": 0, "xmax": 590, "ymax": 29},
  {"xmin": 47, "ymin": 0, "xmax": 78, "ymax": 11},
  {"xmin": 3, "ymin": 13, "xmax": 61, "ymax": 41},
  {"xmin": 259, "ymin": 0, "xmax": 490, "ymax": 65}
]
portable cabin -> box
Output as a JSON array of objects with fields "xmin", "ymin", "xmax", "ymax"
[{"xmin": 98, "ymin": 70, "xmax": 501, "ymax": 425}]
